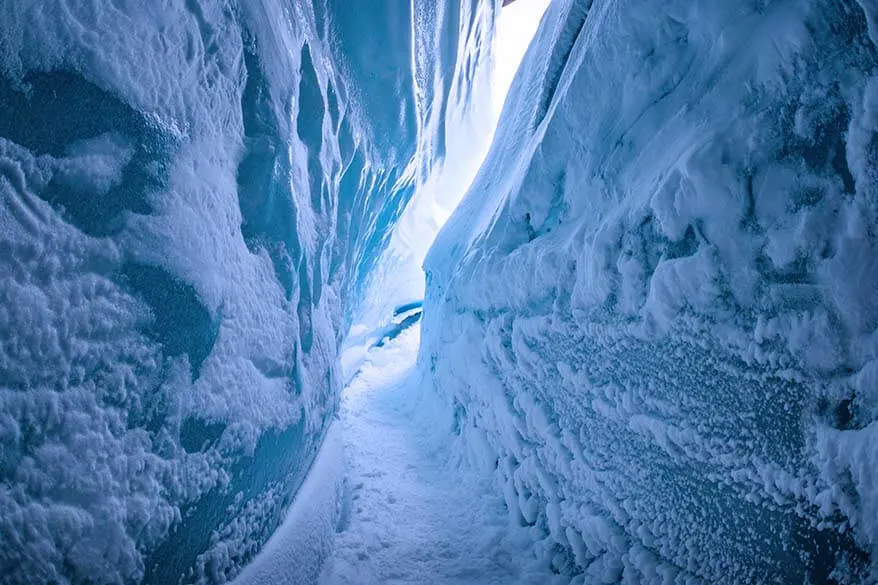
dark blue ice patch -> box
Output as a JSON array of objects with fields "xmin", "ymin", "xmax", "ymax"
[
  {"xmin": 393, "ymin": 300, "xmax": 423, "ymax": 316},
  {"xmin": 0, "ymin": 71, "xmax": 175, "ymax": 236},
  {"xmin": 179, "ymin": 417, "xmax": 227, "ymax": 454},
  {"xmin": 120, "ymin": 263, "xmax": 218, "ymax": 381},
  {"xmin": 373, "ymin": 309, "xmax": 423, "ymax": 348}
]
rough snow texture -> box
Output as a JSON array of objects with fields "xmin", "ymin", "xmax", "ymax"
[
  {"xmin": 319, "ymin": 325, "xmax": 560, "ymax": 585},
  {"xmin": 0, "ymin": 1, "xmax": 491, "ymax": 583},
  {"xmin": 422, "ymin": 0, "xmax": 878, "ymax": 583}
]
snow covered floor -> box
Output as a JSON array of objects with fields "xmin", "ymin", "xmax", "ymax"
[{"xmin": 319, "ymin": 325, "xmax": 558, "ymax": 585}]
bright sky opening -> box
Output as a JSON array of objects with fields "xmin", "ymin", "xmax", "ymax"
[{"xmin": 492, "ymin": 0, "xmax": 551, "ymax": 114}]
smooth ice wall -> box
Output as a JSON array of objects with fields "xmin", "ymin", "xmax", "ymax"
[
  {"xmin": 0, "ymin": 1, "xmax": 488, "ymax": 583},
  {"xmin": 421, "ymin": 0, "xmax": 878, "ymax": 582}
]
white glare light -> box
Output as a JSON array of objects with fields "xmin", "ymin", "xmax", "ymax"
[{"xmin": 492, "ymin": 0, "xmax": 551, "ymax": 114}]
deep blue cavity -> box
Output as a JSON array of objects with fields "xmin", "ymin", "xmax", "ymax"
[
  {"xmin": 237, "ymin": 46, "xmax": 301, "ymax": 301},
  {"xmin": 373, "ymin": 309, "xmax": 423, "ymax": 348},
  {"xmin": 297, "ymin": 43, "xmax": 326, "ymax": 213}
]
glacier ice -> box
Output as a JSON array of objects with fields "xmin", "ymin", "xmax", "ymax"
[
  {"xmin": 0, "ymin": 0, "xmax": 493, "ymax": 583},
  {"xmin": 421, "ymin": 0, "xmax": 878, "ymax": 582},
  {"xmin": 5, "ymin": 0, "xmax": 878, "ymax": 582}
]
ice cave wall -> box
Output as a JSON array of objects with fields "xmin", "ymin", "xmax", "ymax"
[
  {"xmin": 0, "ymin": 1, "xmax": 494, "ymax": 583},
  {"xmin": 421, "ymin": 0, "xmax": 878, "ymax": 582}
]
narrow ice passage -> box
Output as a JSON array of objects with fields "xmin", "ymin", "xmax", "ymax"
[
  {"xmin": 7, "ymin": 0, "xmax": 878, "ymax": 582},
  {"xmin": 318, "ymin": 325, "xmax": 558, "ymax": 585},
  {"xmin": 314, "ymin": 6, "xmax": 557, "ymax": 582}
]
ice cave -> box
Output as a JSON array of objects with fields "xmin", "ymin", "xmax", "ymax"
[{"xmin": 2, "ymin": 0, "xmax": 878, "ymax": 583}]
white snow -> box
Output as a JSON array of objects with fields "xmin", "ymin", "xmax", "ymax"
[
  {"xmin": 421, "ymin": 0, "xmax": 878, "ymax": 581},
  {"xmin": 319, "ymin": 325, "xmax": 562, "ymax": 585}
]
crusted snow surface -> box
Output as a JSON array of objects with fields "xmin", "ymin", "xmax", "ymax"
[
  {"xmin": 319, "ymin": 324, "xmax": 560, "ymax": 585},
  {"xmin": 422, "ymin": 0, "xmax": 878, "ymax": 583}
]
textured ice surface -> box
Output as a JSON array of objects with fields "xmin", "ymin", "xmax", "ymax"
[
  {"xmin": 0, "ymin": 1, "xmax": 492, "ymax": 583},
  {"xmin": 422, "ymin": 0, "xmax": 878, "ymax": 582}
]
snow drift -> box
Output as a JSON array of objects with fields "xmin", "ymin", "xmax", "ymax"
[
  {"xmin": 421, "ymin": 0, "xmax": 878, "ymax": 582},
  {"xmin": 0, "ymin": 1, "xmax": 494, "ymax": 583}
]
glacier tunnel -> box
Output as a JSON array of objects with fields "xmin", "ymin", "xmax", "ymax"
[{"xmin": 1, "ymin": 0, "xmax": 878, "ymax": 584}]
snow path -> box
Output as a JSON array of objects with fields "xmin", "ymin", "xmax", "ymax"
[{"xmin": 319, "ymin": 325, "xmax": 557, "ymax": 585}]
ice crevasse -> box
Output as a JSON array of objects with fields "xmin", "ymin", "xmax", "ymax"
[
  {"xmin": 3, "ymin": 0, "xmax": 878, "ymax": 583},
  {"xmin": 0, "ymin": 0, "xmax": 494, "ymax": 583},
  {"xmin": 422, "ymin": 0, "xmax": 878, "ymax": 582}
]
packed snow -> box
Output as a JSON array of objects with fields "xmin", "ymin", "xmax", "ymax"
[{"xmin": 320, "ymin": 324, "xmax": 560, "ymax": 585}]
